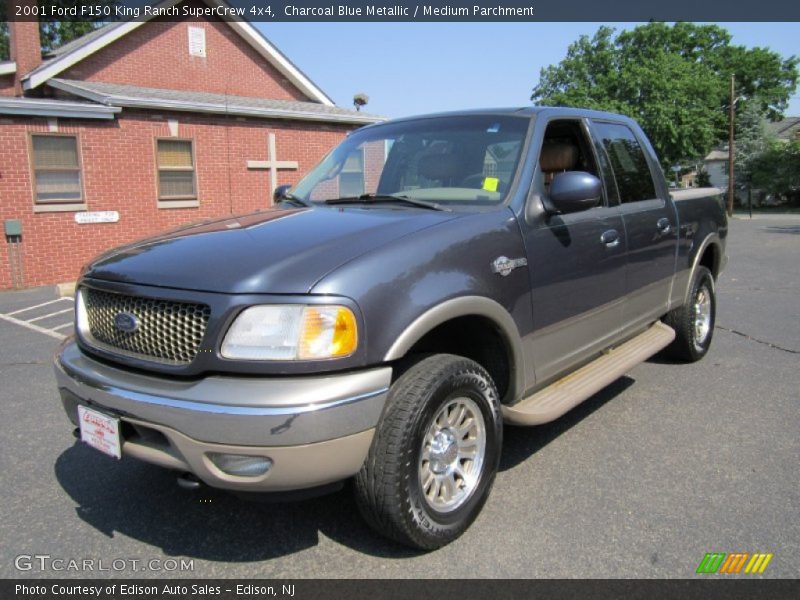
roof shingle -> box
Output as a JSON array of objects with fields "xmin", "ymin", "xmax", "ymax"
[
  {"xmin": 49, "ymin": 79, "xmax": 384, "ymax": 125},
  {"xmin": 767, "ymin": 117, "xmax": 800, "ymax": 140}
]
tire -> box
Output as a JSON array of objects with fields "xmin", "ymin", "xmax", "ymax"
[
  {"xmin": 663, "ymin": 265, "xmax": 716, "ymax": 362},
  {"xmin": 354, "ymin": 354, "xmax": 502, "ymax": 550}
]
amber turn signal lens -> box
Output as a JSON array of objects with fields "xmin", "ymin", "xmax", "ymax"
[{"xmin": 298, "ymin": 306, "xmax": 358, "ymax": 359}]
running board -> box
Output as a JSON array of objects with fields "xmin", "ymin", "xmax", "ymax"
[{"xmin": 502, "ymin": 322, "xmax": 675, "ymax": 426}]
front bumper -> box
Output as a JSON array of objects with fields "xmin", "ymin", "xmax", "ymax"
[{"xmin": 55, "ymin": 340, "xmax": 391, "ymax": 492}]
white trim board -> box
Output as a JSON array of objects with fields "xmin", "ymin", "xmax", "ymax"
[
  {"xmin": 0, "ymin": 97, "xmax": 120, "ymax": 119},
  {"xmin": 0, "ymin": 61, "xmax": 17, "ymax": 76}
]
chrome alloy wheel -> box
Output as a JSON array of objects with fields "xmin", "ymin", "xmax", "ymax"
[
  {"xmin": 693, "ymin": 285, "xmax": 712, "ymax": 349},
  {"xmin": 418, "ymin": 397, "xmax": 486, "ymax": 513}
]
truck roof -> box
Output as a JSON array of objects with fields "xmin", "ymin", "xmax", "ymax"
[{"xmin": 361, "ymin": 106, "xmax": 640, "ymax": 129}]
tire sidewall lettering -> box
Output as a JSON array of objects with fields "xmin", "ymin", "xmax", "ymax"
[{"xmin": 402, "ymin": 366, "xmax": 501, "ymax": 539}]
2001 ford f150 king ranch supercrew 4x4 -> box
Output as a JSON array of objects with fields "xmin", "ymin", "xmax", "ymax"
[{"xmin": 55, "ymin": 107, "xmax": 727, "ymax": 549}]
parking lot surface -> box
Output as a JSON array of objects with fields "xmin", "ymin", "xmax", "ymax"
[
  {"xmin": 0, "ymin": 291, "xmax": 74, "ymax": 340},
  {"xmin": 1, "ymin": 215, "xmax": 797, "ymax": 578}
]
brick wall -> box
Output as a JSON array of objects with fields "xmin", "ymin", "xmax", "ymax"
[
  {"xmin": 363, "ymin": 140, "xmax": 386, "ymax": 193},
  {"xmin": 4, "ymin": 3, "xmax": 43, "ymax": 97},
  {"xmin": 61, "ymin": 6, "xmax": 310, "ymax": 101},
  {"xmin": 0, "ymin": 111, "xmax": 352, "ymax": 288},
  {"xmin": 0, "ymin": 74, "xmax": 17, "ymax": 97},
  {"xmin": 8, "ymin": 20, "xmax": 41, "ymax": 94}
]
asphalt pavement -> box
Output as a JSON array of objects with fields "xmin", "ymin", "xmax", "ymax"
[{"xmin": 0, "ymin": 214, "xmax": 797, "ymax": 579}]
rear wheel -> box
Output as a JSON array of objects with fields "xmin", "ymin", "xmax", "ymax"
[
  {"xmin": 663, "ymin": 266, "xmax": 716, "ymax": 362},
  {"xmin": 354, "ymin": 354, "xmax": 502, "ymax": 550}
]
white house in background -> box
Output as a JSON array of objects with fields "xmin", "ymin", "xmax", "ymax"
[
  {"xmin": 703, "ymin": 148, "xmax": 729, "ymax": 190},
  {"xmin": 702, "ymin": 116, "xmax": 799, "ymax": 206}
]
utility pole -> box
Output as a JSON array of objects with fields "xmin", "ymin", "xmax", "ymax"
[{"xmin": 727, "ymin": 74, "xmax": 735, "ymax": 217}]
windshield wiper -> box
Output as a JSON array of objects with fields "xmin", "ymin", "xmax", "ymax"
[{"xmin": 324, "ymin": 194, "xmax": 449, "ymax": 211}]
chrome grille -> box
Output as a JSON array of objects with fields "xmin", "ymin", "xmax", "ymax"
[{"xmin": 80, "ymin": 288, "xmax": 211, "ymax": 365}]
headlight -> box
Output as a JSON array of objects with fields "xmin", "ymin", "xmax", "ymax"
[{"xmin": 221, "ymin": 305, "xmax": 358, "ymax": 361}]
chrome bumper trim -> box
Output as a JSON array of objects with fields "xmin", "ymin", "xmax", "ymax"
[
  {"xmin": 55, "ymin": 339, "xmax": 392, "ymax": 446},
  {"xmin": 89, "ymin": 384, "xmax": 388, "ymax": 417}
]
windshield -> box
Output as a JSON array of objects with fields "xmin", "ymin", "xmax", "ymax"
[{"xmin": 292, "ymin": 115, "xmax": 530, "ymax": 208}]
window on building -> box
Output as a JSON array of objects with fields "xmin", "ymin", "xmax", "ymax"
[
  {"xmin": 339, "ymin": 149, "xmax": 364, "ymax": 197},
  {"xmin": 156, "ymin": 139, "xmax": 197, "ymax": 202},
  {"xmin": 593, "ymin": 122, "xmax": 657, "ymax": 203},
  {"xmin": 31, "ymin": 134, "xmax": 83, "ymax": 206}
]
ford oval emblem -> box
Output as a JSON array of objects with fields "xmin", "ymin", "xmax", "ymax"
[{"xmin": 114, "ymin": 312, "xmax": 139, "ymax": 333}]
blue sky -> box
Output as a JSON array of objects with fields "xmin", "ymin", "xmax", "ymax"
[{"xmin": 258, "ymin": 22, "xmax": 800, "ymax": 118}]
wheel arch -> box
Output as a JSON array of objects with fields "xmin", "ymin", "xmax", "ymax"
[
  {"xmin": 383, "ymin": 296, "xmax": 525, "ymax": 404},
  {"xmin": 682, "ymin": 233, "xmax": 722, "ymax": 306}
]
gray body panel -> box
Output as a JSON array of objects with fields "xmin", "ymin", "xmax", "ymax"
[
  {"xmin": 612, "ymin": 122, "xmax": 682, "ymax": 334},
  {"xmin": 83, "ymin": 207, "xmax": 460, "ymax": 294},
  {"xmin": 668, "ymin": 190, "xmax": 728, "ymax": 309},
  {"xmin": 312, "ymin": 208, "xmax": 533, "ymax": 402},
  {"xmin": 521, "ymin": 205, "xmax": 627, "ymax": 385},
  {"xmin": 619, "ymin": 200, "xmax": 677, "ymax": 330}
]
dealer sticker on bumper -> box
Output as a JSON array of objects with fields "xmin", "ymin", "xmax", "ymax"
[{"xmin": 77, "ymin": 405, "xmax": 121, "ymax": 459}]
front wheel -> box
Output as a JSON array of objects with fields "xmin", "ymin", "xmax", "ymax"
[
  {"xmin": 354, "ymin": 354, "xmax": 502, "ymax": 550},
  {"xmin": 663, "ymin": 265, "xmax": 716, "ymax": 362}
]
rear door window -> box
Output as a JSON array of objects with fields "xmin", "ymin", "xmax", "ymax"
[{"xmin": 592, "ymin": 123, "xmax": 657, "ymax": 203}]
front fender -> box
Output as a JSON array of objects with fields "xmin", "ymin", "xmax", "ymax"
[
  {"xmin": 384, "ymin": 295, "xmax": 526, "ymax": 402},
  {"xmin": 311, "ymin": 208, "xmax": 533, "ymax": 400}
]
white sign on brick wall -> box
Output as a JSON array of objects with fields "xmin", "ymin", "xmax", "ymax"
[
  {"xmin": 75, "ymin": 211, "xmax": 119, "ymax": 224},
  {"xmin": 188, "ymin": 26, "xmax": 206, "ymax": 58}
]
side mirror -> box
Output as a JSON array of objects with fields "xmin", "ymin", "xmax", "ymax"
[
  {"xmin": 273, "ymin": 184, "xmax": 292, "ymax": 203},
  {"xmin": 548, "ymin": 172, "xmax": 602, "ymax": 214}
]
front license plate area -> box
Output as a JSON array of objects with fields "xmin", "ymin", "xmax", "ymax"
[{"xmin": 77, "ymin": 405, "xmax": 122, "ymax": 459}]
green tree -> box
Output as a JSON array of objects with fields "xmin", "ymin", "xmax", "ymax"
[
  {"xmin": 38, "ymin": 21, "xmax": 102, "ymax": 54},
  {"xmin": 751, "ymin": 140, "xmax": 800, "ymax": 204},
  {"xmin": 696, "ymin": 168, "xmax": 711, "ymax": 188},
  {"xmin": 0, "ymin": 1, "xmax": 109, "ymax": 60},
  {"xmin": 0, "ymin": 21, "xmax": 8, "ymax": 61},
  {"xmin": 532, "ymin": 23, "xmax": 799, "ymax": 171},
  {"xmin": 733, "ymin": 102, "xmax": 773, "ymax": 205}
]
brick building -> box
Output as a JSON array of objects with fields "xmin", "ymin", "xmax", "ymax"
[{"xmin": 0, "ymin": 0, "xmax": 381, "ymax": 289}]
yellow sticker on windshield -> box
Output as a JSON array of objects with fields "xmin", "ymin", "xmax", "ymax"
[{"xmin": 483, "ymin": 177, "xmax": 499, "ymax": 192}]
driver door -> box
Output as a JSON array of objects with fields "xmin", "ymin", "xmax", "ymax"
[{"xmin": 520, "ymin": 118, "xmax": 628, "ymax": 385}]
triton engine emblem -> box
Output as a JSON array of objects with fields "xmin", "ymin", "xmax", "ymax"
[{"xmin": 491, "ymin": 256, "xmax": 527, "ymax": 277}]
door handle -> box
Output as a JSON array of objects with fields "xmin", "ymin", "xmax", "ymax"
[
  {"xmin": 657, "ymin": 218, "xmax": 672, "ymax": 234},
  {"xmin": 601, "ymin": 229, "xmax": 620, "ymax": 247}
]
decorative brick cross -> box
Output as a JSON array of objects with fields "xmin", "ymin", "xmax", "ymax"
[{"xmin": 247, "ymin": 132, "xmax": 299, "ymax": 201}]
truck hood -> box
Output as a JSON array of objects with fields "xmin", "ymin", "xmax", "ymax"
[{"xmin": 83, "ymin": 206, "xmax": 461, "ymax": 294}]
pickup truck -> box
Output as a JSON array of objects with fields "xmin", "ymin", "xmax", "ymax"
[{"xmin": 55, "ymin": 107, "xmax": 727, "ymax": 549}]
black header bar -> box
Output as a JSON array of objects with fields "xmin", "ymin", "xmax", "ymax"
[
  {"xmin": 4, "ymin": 0, "xmax": 800, "ymax": 22},
  {"xmin": 3, "ymin": 579, "xmax": 800, "ymax": 600}
]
